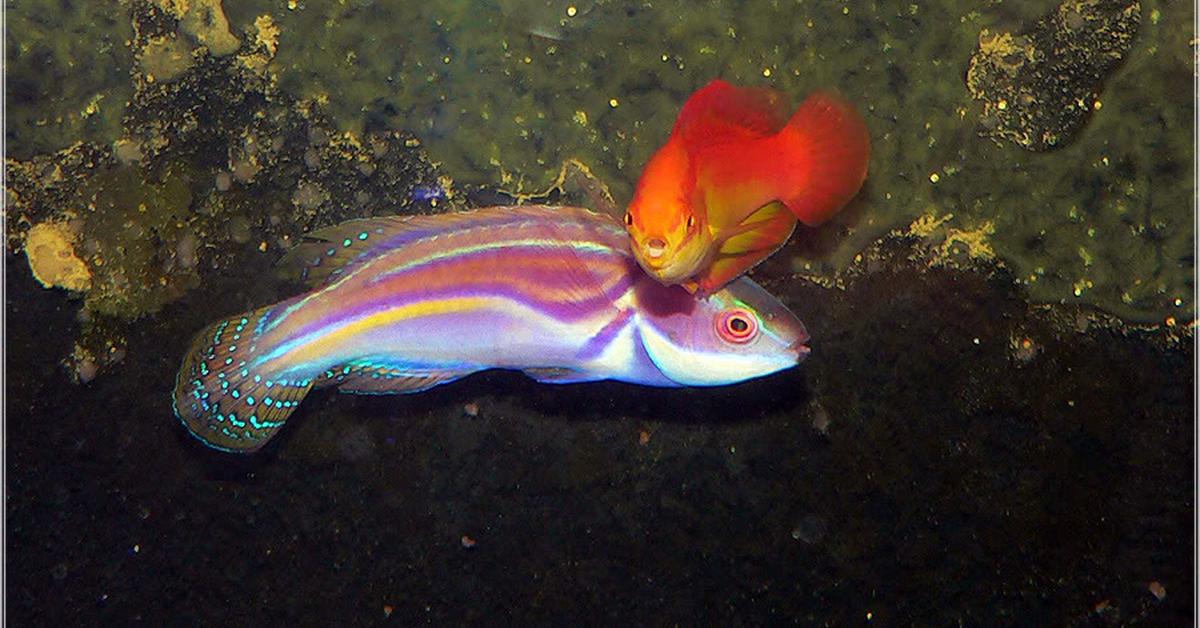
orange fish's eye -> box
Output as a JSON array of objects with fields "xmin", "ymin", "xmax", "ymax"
[
  {"xmin": 686, "ymin": 215, "xmax": 696, "ymax": 231},
  {"xmin": 715, "ymin": 307, "xmax": 758, "ymax": 344},
  {"xmin": 624, "ymin": 212, "xmax": 633, "ymax": 227}
]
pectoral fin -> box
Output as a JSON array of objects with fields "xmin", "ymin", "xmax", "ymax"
[{"xmin": 694, "ymin": 201, "xmax": 797, "ymax": 294}]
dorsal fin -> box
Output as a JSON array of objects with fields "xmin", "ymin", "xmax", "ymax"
[
  {"xmin": 674, "ymin": 79, "xmax": 791, "ymax": 149},
  {"xmin": 277, "ymin": 205, "xmax": 610, "ymax": 288}
]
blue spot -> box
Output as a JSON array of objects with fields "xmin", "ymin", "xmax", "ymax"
[
  {"xmin": 326, "ymin": 247, "xmax": 336, "ymax": 257},
  {"xmin": 231, "ymin": 390, "xmax": 240, "ymax": 399},
  {"xmin": 342, "ymin": 366, "xmax": 351, "ymax": 374},
  {"xmin": 411, "ymin": 184, "xmax": 446, "ymax": 202},
  {"xmin": 265, "ymin": 381, "xmax": 274, "ymax": 388},
  {"xmin": 228, "ymin": 345, "xmax": 237, "ymax": 352},
  {"xmin": 240, "ymin": 368, "xmax": 249, "ymax": 377},
  {"xmin": 221, "ymin": 381, "xmax": 229, "ymax": 390},
  {"xmin": 246, "ymin": 396, "xmax": 255, "ymax": 405},
  {"xmin": 358, "ymin": 231, "xmax": 368, "ymax": 240},
  {"xmin": 263, "ymin": 396, "xmax": 273, "ymax": 405},
  {"xmin": 225, "ymin": 357, "xmax": 233, "ymax": 365},
  {"xmin": 342, "ymin": 238, "xmax": 352, "ymax": 247},
  {"xmin": 254, "ymin": 375, "xmax": 262, "ymax": 383}
]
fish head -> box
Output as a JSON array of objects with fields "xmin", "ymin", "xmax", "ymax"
[
  {"xmin": 636, "ymin": 276, "xmax": 809, "ymax": 386},
  {"xmin": 625, "ymin": 143, "xmax": 712, "ymax": 285}
]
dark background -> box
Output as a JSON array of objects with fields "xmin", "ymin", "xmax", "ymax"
[{"xmin": 6, "ymin": 236, "xmax": 1193, "ymax": 626}]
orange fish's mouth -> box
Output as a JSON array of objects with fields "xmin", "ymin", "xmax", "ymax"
[
  {"xmin": 642, "ymin": 237, "xmax": 669, "ymax": 260},
  {"xmin": 632, "ymin": 234, "xmax": 710, "ymax": 285}
]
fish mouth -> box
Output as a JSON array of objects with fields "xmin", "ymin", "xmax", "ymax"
[
  {"xmin": 633, "ymin": 248, "xmax": 692, "ymax": 284},
  {"xmin": 633, "ymin": 238, "xmax": 708, "ymax": 285},
  {"xmin": 643, "ymin": 238, "xmax": 668, "ymax": 260},
  {"xmin": 790, "ymin": 339, "xmax": 811, "ymax": 362}
]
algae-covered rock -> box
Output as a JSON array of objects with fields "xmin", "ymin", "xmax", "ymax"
[
  {"xmin": 6, "ymin": 0, "xmax": 443, "ymax": 327},
  {"xmin": 967, "ymin": 0, "xmax": 1141, "ymax": 151},
  {"xmin": 154, "ymin": 0, "xmax": 241, "ymax": 57},
  {"xmin": 4, "ymin": 0, "xmax": 1193, "ymax": 334},
  {"xmin": 24, "ymin": 222, "xmax": 92, "ymax": 292},
  {"xmin": 5, "ymin": 1, "xmax": 133, "ymax": 159},
  {"xmin": 139, "ymin": 35, "xmax": 196, "ymax": 83}
]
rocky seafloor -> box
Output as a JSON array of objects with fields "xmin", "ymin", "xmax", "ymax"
[{"xmin": 6, "ymin": 229, "xmax": 1192, "ymax": 624}]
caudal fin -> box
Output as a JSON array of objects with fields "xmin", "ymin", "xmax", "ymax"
[
  {"xmin": 173, "ymin": 306, "xmax": 313, "ymax": 453},
  {"xmin": 780, "ymin": 92, "xmax": 870, "ymax": 226}
]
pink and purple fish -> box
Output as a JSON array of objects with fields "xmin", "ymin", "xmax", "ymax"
[{"xmin": 173, "ymin": 205, "xmax": 809, "ymax": 453}]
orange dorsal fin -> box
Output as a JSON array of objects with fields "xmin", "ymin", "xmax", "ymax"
[{"xmin": 674, "ymin": 80, "xmax": 791, "ymax": 149}]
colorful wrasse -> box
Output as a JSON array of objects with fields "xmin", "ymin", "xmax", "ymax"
[
  {"xmin": 173, "ymin": 205, "xmax": 809, "ymax": 453},
  {"xmin": 625, "ymin": 79, "xmax": 870, "ymax": 294}
]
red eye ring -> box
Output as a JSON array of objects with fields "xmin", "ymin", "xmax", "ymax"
[{"xmin": 715, "ymin": 308, "xmax": 758, "ymax": 344}]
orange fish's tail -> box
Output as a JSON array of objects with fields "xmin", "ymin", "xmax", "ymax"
[{"xmin": 777, "ymin": 92, "xmax": 871, "ymax": 226}]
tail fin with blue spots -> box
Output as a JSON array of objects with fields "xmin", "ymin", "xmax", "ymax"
[{"xmin": 172, "ymin": 306, "xmax": 312, "ymax": 453}]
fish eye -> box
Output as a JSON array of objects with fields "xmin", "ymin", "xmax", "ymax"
[
  {"xmin": 715, "ymin": 307, "xmax": 758, "ymax": 344},
  {"xmin": 624, "ymin": 212, "xmax": 633, "ymax": 226}
]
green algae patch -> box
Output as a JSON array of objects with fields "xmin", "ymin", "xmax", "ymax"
[
  {"xmin": 73, "ymin": 165, "xmax": 199, "ymax": 318},
  {"xmin": 138, "ymin": 34, "xmax": 197, "ymax": 84},
  {"xmin": 6, "ymin": 1, "xmax": 134, "ymax": 159}
]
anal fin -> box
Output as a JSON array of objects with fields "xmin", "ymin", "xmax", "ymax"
[
  {"xmin": 317, "ymin": 362, "xmax": 475, "ymax": 395},
  {"xmin": 522, "ymin": 367, "xmax": 603, "ymax": 385}
]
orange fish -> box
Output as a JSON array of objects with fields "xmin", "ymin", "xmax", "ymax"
[{"xmin": 624, "ymin": 79, "xmax": 870, "ymax": 294}]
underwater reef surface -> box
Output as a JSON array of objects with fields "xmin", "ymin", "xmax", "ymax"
[
  {"xmin": 9, "ymin": 0, "xmax": 1192, "ymax": 323},
  {"xmin": 4, "ymin": 0, "xmax": 1195, "ymax": 624}
]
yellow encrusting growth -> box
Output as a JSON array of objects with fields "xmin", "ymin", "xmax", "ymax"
[
  {"xmin": 940, "ymin": 221, "xmax": 997, "ymax": 260},
  {"xmin": 24, "ymin": 222, "xmax": 93, "ymax": 292},
  {"xmin": 254, "ymin": 15, "xmax": 280, "ymax": 57},
  {"xmin": 906, "ymin": 212, "xmax": 954, "ymax": 238}
]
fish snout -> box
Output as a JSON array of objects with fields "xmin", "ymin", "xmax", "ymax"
[
  {"xmin": 786, "ymin": 320, "xmax": 811, "ymax": 362},
  {"xmin": 790, "ymin": 338, "xmax": 811, "ymax": 362}
]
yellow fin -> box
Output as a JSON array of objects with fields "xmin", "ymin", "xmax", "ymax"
[{"xmin": 695, "ymin": 201, "xmax": 797, "ymax": 294}]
